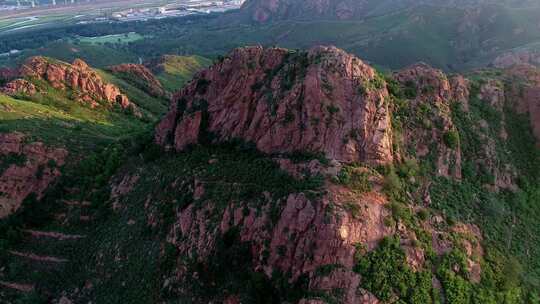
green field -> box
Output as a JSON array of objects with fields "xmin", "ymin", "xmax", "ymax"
[{"xmin": 76, "ymin": 32, "xmax": 144, "ymax": 45}]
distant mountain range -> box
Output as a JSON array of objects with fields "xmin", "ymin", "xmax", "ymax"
[{"xmin": 241, "ymin": 0, "xmax": 540, "ymax": 22}]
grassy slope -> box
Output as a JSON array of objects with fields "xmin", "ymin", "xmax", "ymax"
[
  {"xmin": 152, "ymin": 55, "xmax": 212, "ymax": 92},
  {"xmin": 0, "ymin": 56, "xmax": 164, "ymax": 154},
  {"xmin": 75, "ymin": 32, "xmax": 144, "ymax": 45},
  {"xmin": 0, "ymin": 92, "xmax": 146, "ymax": 153}
]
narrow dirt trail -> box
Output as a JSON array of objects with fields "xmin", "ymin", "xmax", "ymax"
[
  {"xmin": 9, "ymin": 250, "xmax": 69, "ymax": 263},
  {"xmin": 23, "ymin": 229, "xmax": 86, "ymax": 240}
]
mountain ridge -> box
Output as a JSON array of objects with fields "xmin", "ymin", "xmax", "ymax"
[{"xmin": 240, "ymin": 0, "xmax": 540, "ymax": 23}]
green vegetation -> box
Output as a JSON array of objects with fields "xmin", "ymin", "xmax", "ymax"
[
  {"xmin": 443, "ymin": 130, "xmax": 460, "ymax": 149},
  {"xmin": 355, "ymin": 236, "xmax": 435, "ymax": 303},
  {"xmin": 371, "ymin": 71, "xmax": 540, "ymax": 302},
  {"xmin": 334, "ymin": 165, "xmax": 372, "ymax": 193},
  {"xmin": 430, "ymin": 77, "xmax": 540, "ymax": 297},
  {"xmin": 16, "ymin": 41, "xmax": 139, "ymax": 68}
]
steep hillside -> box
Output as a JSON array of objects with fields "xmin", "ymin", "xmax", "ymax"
[
  {"xmin": 0, "ymin": 57, "xmax": 162, "ymax": 219},
  {"xmin": 0, "ymin": 46, "xmax": 539, "ymax": 303}
]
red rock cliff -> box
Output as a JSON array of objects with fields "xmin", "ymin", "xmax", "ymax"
[{"xmin": 155, "ymin": 46, "xmax": 393, "ymax": 165}]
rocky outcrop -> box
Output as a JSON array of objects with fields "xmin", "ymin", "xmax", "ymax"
[
  {"xmin": 393, "ymin": 63, "xmax": 463, "ymax": 179},
  {"xmin": 156, "ymin": 46, "xmax": 393, "ymax": 165},
  {"xmin": 0, "ymin": 132, "xmax": 68, "ymax": 218},
  {"xmin": 1, "ymin": 79, "xmax": 37, "ymax": 96},
  {"xmin": 151, "ymin": 163, "xmax": 395, "ymax": 303},
  {"xmin": 8, "ymin": 57, "xmax": 135, "ymax": 111},
  {"xmin": 108, "ymin": 63, "xmax": 167, "ymax": 98}
]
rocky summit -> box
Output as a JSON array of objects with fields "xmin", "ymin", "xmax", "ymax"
[{"xmin": 156, "ymin": 46, "xmax": 393, "ymax": 164}]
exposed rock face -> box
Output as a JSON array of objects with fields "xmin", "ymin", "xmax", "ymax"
[
  {"xmin": 393, "ymin": 63, "xmax": 463, "ymax": 179},
  {"xmin": 106, "ymin": 157, "xmax": 485, "ymax": 303},
  {"xmin": 108, "ymin": 63, "xmax": 167, "ymax": 98},
  {"xmin": 156, "ymin": 46, "xmax": 393, "ymax": 165},
  {"xmin": 163, "ymin": 174, "xmax": 394, "ymax": 304},
  {"xmin": 11, "ymin": 57, "xmax": 133, "ymax": 110},
  {"xmin": 523, "ymin": 87, "xmax": 540, "ymax": 146},
  {"xmin": 0, "ymin": 132, "xmax": 68, "ymax": 218}
]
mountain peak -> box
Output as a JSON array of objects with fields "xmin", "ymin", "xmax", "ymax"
[{"xmin": 156, "ymin": 46, "xmax": 393, "ymax": 164}]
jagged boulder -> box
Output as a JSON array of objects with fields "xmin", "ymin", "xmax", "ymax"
[{"xmin": 156, "ymin": 46, "xmax": 393, "ymax": 165}]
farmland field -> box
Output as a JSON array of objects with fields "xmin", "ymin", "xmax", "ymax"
[{"xmin": 75, "ymin": 32, "xmax": 144, "ymax": 44}]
